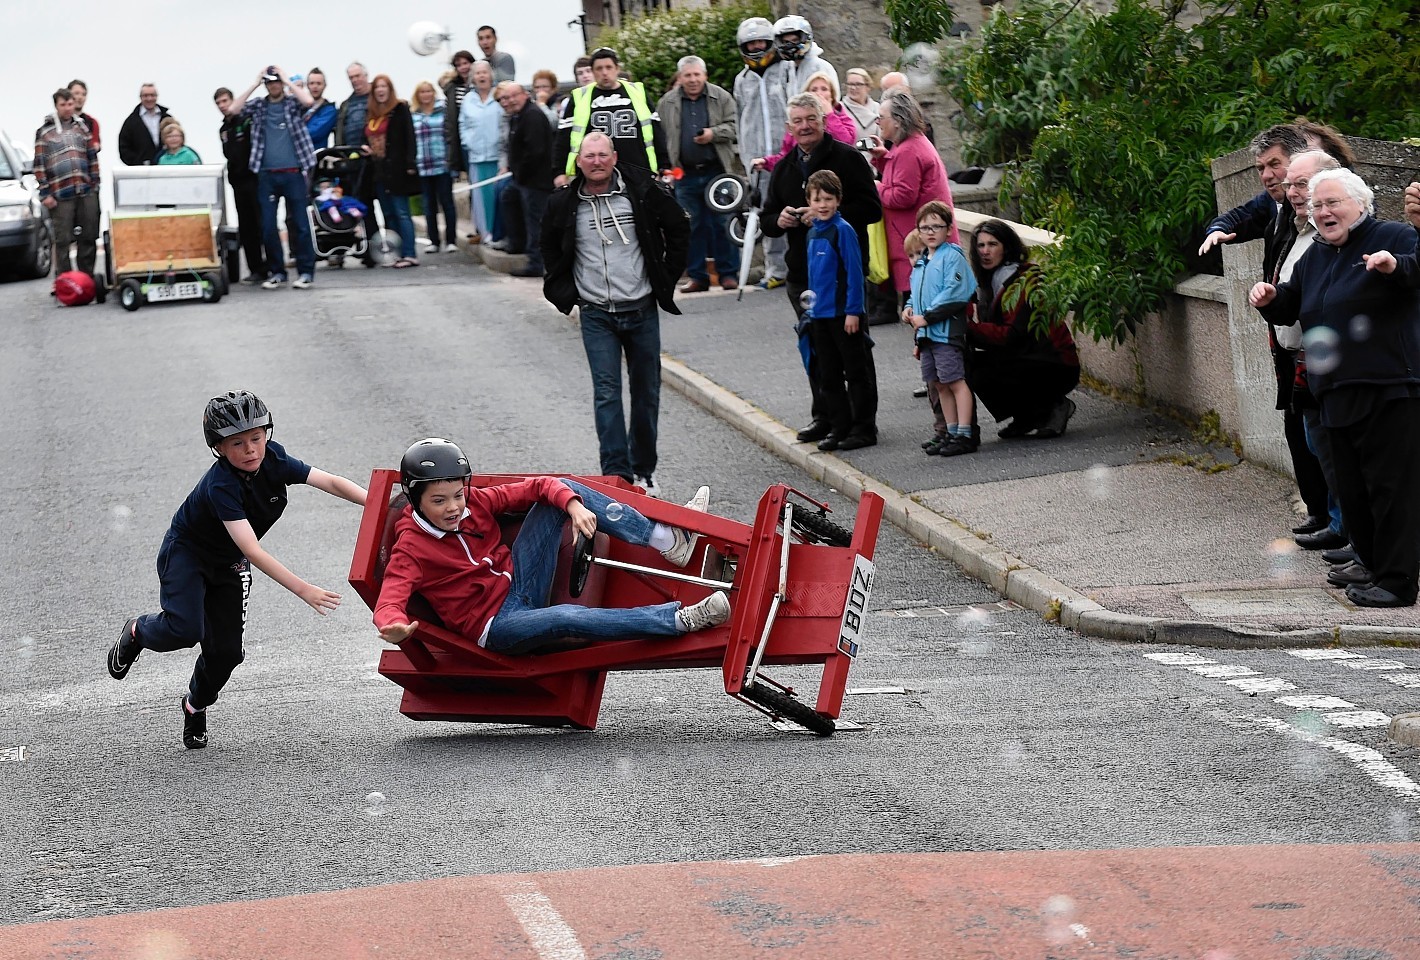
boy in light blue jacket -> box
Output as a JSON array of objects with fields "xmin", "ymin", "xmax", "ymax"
[{"xmin": 903, "ymin": 201, "xmax": 977, "ymax": 457}]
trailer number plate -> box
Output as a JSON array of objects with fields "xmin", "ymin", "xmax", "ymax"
[
  {"xmin": 837, "ymin": 554, "xmax": 875, "ymax": 658},
  {"xmin": 146, "ymin": 282, "xmax": 203, "ymax": 302}
]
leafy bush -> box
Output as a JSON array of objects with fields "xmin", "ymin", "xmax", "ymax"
[
  {"xmin": 938, "ymin": 0, "xmax": 1420, "ymax": 343},
  {"xmin": 596, "ymin": 1, "xmax": 772, "ymax": 103}
]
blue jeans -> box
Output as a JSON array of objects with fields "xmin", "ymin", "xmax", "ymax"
[
  {"xmin": 374, "ymin": 182, "xmax": 417, "ymax": 259},
  {"xmin": 468, "ymin": 160, "xmax": 502, "ymax": 240},
  {"xmin": 258, "ymin": 169, "xmax": 315, "ymax": 279},
  {"xmin": 1302, "ymin": 409, "xmax": 1346, "ymax": 537},
  {"xmin": 579, "ymin": 302, "xmax": 661, "ymax": 481},
  {"xmin": 420, "ymin": 173, "xmax": 457, "ymax": 247},
  {"xmin": 515, "ymin": 183, "xmax": 550, "ymax": 272},
  {"xmin": 484, "ymin": 480, "xmax": 680, "ymax": 654},
  {"xmin": 675, "ymin": 170, "xmax": 740, "ymax": 284}
]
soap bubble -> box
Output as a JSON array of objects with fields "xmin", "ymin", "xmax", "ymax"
[
  {"xmin": 1302, "ymin": 326, "xmax": 1341, "ymax": 375},
  {"xmin": 957, "ymin": 607, "xmax": 991, "ymax": 634},
  {"xmin": 1041, "ymin": 894, "xmax": 1077, "ymax": 946},
  {"xmin": 1349, "ymin": 313, "xmax": 1371, "ymax": 342},
  {"xmin": 799, "ymin": 289, "xmax": 817, "ymax": 312},
  {"xmin": 901, "ymin": 42, "xmax": 941, "ymax": 90},
  {"xmin": 1086, "ymin": 464, "xmax": 1112, "ymax": 500},
  {"xmin": 1266, "ymin": 537, "xmax": 1299, "ymax": 580},
  {"xmin": 364, "ymin": 791, "xmax": 386, "ymax": 817},
  {"xmin": 605, "ymin": 501, "xmax": 624, "ymax": 522}
]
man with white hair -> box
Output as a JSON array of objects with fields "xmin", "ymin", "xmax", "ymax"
[{"xmin": 657, "ymin": 55, "xmax": 740, "ymax": 292}]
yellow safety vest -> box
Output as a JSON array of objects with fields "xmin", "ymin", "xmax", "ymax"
[{"xmin": 565, "ymin": 82, "xmax": 659, "ymax": 176}]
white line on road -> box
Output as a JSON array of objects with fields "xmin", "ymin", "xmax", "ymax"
[
  {"xmin": 1276, "ymin": 695, "xmax": 1356, "ymax": 710},
  {"xmin": 1188, "ymin": 664, "xmax": 1260, "ymax": 678},
  {"xmin": 1385, "ymin": 674, "xmax": 1420, "ymax": 688},
  {"xmin": 1143, "ymin": 653, "xmax": 1217, "ymax": 665},
  {"xmin": 1340, "ymin": 659, "xmax": 1409, "ymax": 671},
  {"xmin": 1251, "ymin": 716, "xmax": 1420, "ymax": 803},
  {"xmin": 1285, "ymin": 649, "xmax": 1367, "ymax": 660},
  {"xmin": 499, "ymin": 880, "xmax": 588, "ymax": 960}
]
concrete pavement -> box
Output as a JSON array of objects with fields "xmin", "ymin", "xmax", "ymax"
[{"xmin": 643, "ymin": 284, "xmax": 1420, "ymax": 649}]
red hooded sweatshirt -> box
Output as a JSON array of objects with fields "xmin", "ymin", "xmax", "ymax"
[{"xmin": 374, "ymin": 477, "xmax": 581, "ymax": 644}]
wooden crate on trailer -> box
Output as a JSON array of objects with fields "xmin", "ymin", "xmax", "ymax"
[{"xmin": 110, "ymin": 210, "xmax": 219, "ymax": 274}]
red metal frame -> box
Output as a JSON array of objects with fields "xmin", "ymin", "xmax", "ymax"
[{"xmin": 349, "ymin": 469, "xmax": 884, "ymax": 730}]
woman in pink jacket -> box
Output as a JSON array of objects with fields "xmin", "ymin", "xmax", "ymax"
[{"xmin": 870, "ymin": 90, "xmax": 957, "ymax": 297}]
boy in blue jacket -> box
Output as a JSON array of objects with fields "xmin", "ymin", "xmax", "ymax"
[
  {"xmin": 903, "ymin": 201, "xmax": 977, "ymax": 456},
  {"xmin": 803, "ymin": 169, "xmax": 878, "ymax": 450}
]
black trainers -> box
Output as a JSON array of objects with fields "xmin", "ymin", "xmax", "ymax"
[
  {"xmin": 182, "ymin": 697, "xmax": 208, "ymax": 749},
  {"xmin": 107, "ymin": 619, "xmax": 141, "ymax": 680}
]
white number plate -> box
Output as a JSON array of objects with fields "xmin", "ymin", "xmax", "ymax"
[
  {"xmin": 837, "ymin": 554, "xmax": 875, "ymax": 659},
  {"xmin": 146, "ymin": 282, "xmax": 203, "ymax": 302}
]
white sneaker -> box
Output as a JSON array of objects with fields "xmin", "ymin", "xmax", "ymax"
[
  {"xmin": 444, "ymin": 244, "xmax": 459, "ymax": 253},
  {"xmin": 637, "ymin": 475, "xmax": 661, "ymax": 499},
  {"xmin": 675, "ymin": 592, "xmax": 730, "ymax": 633},
  {"xmin": 684, "ymin": 485, "xmax": 710, "ymax": 513},
  {"xmin": 261, "ymin": 276, "xmax": 284, "ymax": 290},
  {"xmin": 292, "ymin": 275, "xmax": 313, "ymax": 289},
  {"xmin": 423, "ymin": 241, "xmax": 439, "ymax": 253},
  {"xmin": 660, "ymin": 525, "xmax": 699, "ymax": 569}
]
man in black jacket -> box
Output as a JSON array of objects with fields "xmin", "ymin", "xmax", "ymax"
[
  {"xmin": 760, "ymin": 91, "xmax": 882, "ymax": 442},
  {"xmin": 117, "ymin": 84, "xmax": 169, "ymax": 165},
  {"xmin": 541, "ymin": 132, "xmax": 690, "ymax": 492},
  {"xmin": 500, "ymin": 83, "xmax": 555, "ymax": 278},
  {"xmin": 214, "ymin": 87, "xmax": 265, "ymax": 282}
]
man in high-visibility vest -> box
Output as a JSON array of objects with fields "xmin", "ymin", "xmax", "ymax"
[{"xmin": 554, "ymin": 47, "xmax": 669, "ymax": 187}]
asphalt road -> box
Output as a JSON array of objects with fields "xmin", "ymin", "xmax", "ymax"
[{"xmin": 1, "ymin": 262, "xmax": 1416, "ymax": 948}]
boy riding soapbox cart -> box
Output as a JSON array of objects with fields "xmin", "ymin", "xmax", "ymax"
[{"xmin": 349, "ymin": 472, "xmax": 885, "ymax": 736}]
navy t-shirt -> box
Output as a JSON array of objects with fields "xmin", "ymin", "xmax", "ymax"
[{"xmin": 167, "ymin": 439, "xmax": 312, "ymax": 565}]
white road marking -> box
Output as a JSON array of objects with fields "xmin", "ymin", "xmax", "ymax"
[
  {"xmin": 1252, "ymin": 716, "xmax": 1420, "ymax": 802},
  {"xmin": 1340, "ymin": 659, "xmax": 1409, "ymax": 671},
  {"xmin": 1285, "ymin": 649, "xmax": 1366, "ymax": 660},
  {"xmin": 1323, "ymin": 710, "xmax": 1392, "ymax": 729},
  {"xmin": 1188, "ymin": 665, "xmax": 1259, "ymax": 678},
  {"xmin": 1385, "ymin": 674, "xmax": 1420, "ymax": 688},
  {"xmin": 1276, "ymin": 695, "xmax": 1357, "ymax": 710},
  {"xmin": 1225, "ymin": 677, "xmax": 1296, "ymax": 693},
  {"xmin": 1143, "ymin": 653, "xmax": 1217, "ymax": 665},
  {"xmin": 499, "ymin": 880, "xmax": 587, "ymax": 960},
  {"xmin": 728, "ymin": 856, "xmax": 811, "ymax": 867}
]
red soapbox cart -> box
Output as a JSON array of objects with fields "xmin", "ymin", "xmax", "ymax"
[{"xmin": 348, "ymin": 471, "xmax": 884, "ymax": 735}]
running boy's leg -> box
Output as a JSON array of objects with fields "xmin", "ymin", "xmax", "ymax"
[{"xmin": 187, "ymin": 560, "xmax": 251, "ymax": 709}]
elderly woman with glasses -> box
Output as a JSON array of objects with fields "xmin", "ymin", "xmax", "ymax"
[{"xmin": 1251, "ymin": 168, "xmax": 1420, "ymax": 607}]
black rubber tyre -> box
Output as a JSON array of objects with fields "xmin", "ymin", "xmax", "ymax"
[
  {"xmin": 202, "ymin": 274, "xmax": 222, "ymax": 303},
  {"xmin": 21, "ymin": 219, "xmax": 52, "ymax": 280},
  {"xmin": 119, "ymin": 279, "xmax": 142, "ymax": 312},
  {"xmin": 568, "ymin": 532, "xmax": 593, "ymax": 599},
  {"xmin": 791, "ymin": 510, "xmax": 852, "ymax": 547},
  {"xmin": 741, "ymin": 681, "xmax": 836, "ymax": 736}
]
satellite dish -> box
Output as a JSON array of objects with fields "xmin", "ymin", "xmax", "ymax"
[{"xmin": 408, "ymin": 21, "xmax": 451, "ymax": 57}]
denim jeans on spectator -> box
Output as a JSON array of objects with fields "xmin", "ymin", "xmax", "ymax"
[
  {"xmin": 373, "ymin": 182, "xmax": 417, "ymax": 259},
  {"xmin": 675, "ymin": 170, "xmax": 740, "ymax": 284},
  {"xmin": 579, "ymin": 301, "xmax": 662, "ymax": 482},
  {"xmin": 1302, "ymin": 408, "xmax": 1346, "ymax": 537},
  {"xmin": 258, "ymin": 170, "xmax": 315, "ymax": 279},
  {"xmin": 484, "ymin": 479, "xmax": 679, "ymax": 654},
  {"xmin": 420, "ymin": 173, "xmax": 457, "ymax": 247}
]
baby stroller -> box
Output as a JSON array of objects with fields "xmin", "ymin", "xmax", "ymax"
[{"xmin": 307, "ymin": 147, "xmax": 399, "ymax": 267}]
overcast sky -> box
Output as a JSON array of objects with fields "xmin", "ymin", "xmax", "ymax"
[{"xmin": 4, "ymin": 0, "xmax": 585, "ymax": 178}]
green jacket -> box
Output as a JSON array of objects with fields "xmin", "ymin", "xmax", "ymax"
[{"xmin": 654, "ymin": 82, "xmax": 740, "ymax": 175}]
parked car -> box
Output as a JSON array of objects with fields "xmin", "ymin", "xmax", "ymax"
[{"xmin": 0, "ymin": 133, "xmax": 53, "ymax": 279}]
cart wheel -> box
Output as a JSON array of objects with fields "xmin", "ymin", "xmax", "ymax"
[
  {"xmin": 728, "ymin": 213, "xmax": 749, "ymax": 246},
  {"xmin": 741, "ymin": 681, "xmax": 836, "ymax": 736},
  {"xmin": 568, "ymin": 532, "xmax": 594, "ymax": 599},
  {"xmin": 202, "ymin": 274, "xmax": 222, "ymax": 303},
  {"xmin": 790, "ymin": 510, "xmax": 852, "ymax": 547},
  {"xmin": 119, "ymin": 280, "xmax": 142, "ymax": 312}
]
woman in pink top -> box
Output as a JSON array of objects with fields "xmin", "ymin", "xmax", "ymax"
[
  {"xmin": 752, "ymin": 71, "xmax": 856, "ymax": 173},
  {"xmin": 870, "ymin": 90, "xmax": 957, "ymax": 295}
]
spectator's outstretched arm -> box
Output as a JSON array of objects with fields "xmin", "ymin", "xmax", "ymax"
[{"xmin": 1199, "ymin": 190, "xmax": 1275, "ymax": 255}]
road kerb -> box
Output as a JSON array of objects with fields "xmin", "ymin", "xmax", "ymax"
[{"xmin": 658, "ymin": 357, "xmax": 1420, "ymax": 650}]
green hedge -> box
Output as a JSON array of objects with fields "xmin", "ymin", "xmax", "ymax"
[{"xmin": 595, "ymin": 1, "xmax": 772, "ymax": 103}]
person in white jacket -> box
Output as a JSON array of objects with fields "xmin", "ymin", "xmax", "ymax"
[
  {"xmin": 774, "ymin": 16, "xmax": 839, "ymax": 96},
  {"xmin": 733, "ymin": 16, "xmax": 791, "ymax": 288}
]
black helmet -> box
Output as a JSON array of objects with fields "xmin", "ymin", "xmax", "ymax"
[
  {"xmin": 400, "ymin": 438, "xmax": 472, "ymax": 505},
  {"xmin": 203, "ymin": 390, "xmax": 272, "ymax": 449}
]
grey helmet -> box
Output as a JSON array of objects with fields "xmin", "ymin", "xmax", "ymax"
[
  {"xmin": 203, "ymin": 390, "xmax": 272, "ymax": 449},
  {"xmin": 773, "ymin": 15, "xmax": 813, "ymax": 61},
  {"xmin": 399, "ymin": 437, "xmax": 472, "ymax": 506},
  {"xmin": 737, "ymin": 17, "xmax": 778, "ymax": 69}
]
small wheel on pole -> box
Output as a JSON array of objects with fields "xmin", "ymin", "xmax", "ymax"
[
  {"xmin": 740, "ymin": 681, "xmax": 836, "ymax": 736},
  {"xmin": 568, "ymin": 531, "xmax": 594, "ymax": 599}
]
